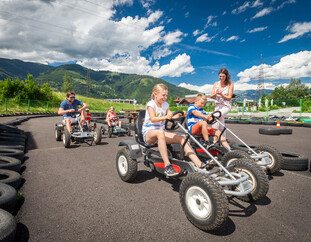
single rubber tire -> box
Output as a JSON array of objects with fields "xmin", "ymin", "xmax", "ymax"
[
  {"xmin": 0, "ymin": 145, "xmax": 24, "ymax": 152},
  {"xmin": 126, "ymin": 127, "xmax": 131, "ymax": 136},
  {"xmin": 255, "ymin": 145, "xmax": 283, "ymax": 174},
  {"xmin": 94, "ymin": 127, "xmax": 102, "ymax": 145},
  {"xmin": 0, "ymin": 183, "xmax": 17, "ymax": 212},
  {"xmin": 55, "ymin": 129, "xmax": 61, "ymax": 141},
  {"xmin": 179, "ymin": 173, "xmax": 229, "ymax": 231},
  {"xmin": 229, "ymin": 159, "xmax": 269, "ymax": 202},
  {"xmin": 0, "ymin": 157, "xmax": 21, "ymax": 173},
  {"xmin": 0, "ymin": 170, "xmax": 21, "ymax": 190},
  {"xmin": 221, "ymin": 150, "xmax": 253, "ymax": 166},
  {"xmin": 278, "ymin": 127, "xmax": 292, "ymax": 134},
  {"xmin": 0, "ymin": 149, "xmax": 24, "ymax": 162},
  {"xmin": 63, "ymin": 130, "xmax": 71, "ymax": 148},
  {"xmin": 108, "ymin": 128, "xmax": 112, "ymax": 138},
  {"xmin": 116, "ymin": 147, "xmax": 137, "ymax": 182},
  {"xmin": 259, "ymin": 127, "xmax": 281, "ymax": 135},
  {"xmin": 0, "ymin": 208, "xmax": 16, "ymax": 242},
  {"xmin": 280, "ymin": 152, "xmax": 308, "ymax": 171}
]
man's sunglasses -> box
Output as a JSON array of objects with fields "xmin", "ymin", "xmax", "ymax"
[{"xmin": 69, "ymin": 97, "xmax": 75, "ymax": 99}]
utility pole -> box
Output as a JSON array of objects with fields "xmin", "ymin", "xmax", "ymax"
[{"xmin": 256, "ymin": 54, "xmax": 265, "ymax": 102}]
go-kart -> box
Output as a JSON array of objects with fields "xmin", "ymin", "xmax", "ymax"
[
  {"xmin": 116, "ymin": 110, "xmax": 269, "ymax": 231},
  {"xmin": 107, "ymin": 118, "xmax": 131, "ymax": 138},
  {"xmin": 208, "ymin": 111, "xmax": 283, "ymax": 174},
  {"xmin": 55, "ymin": 112, "xmax": 102, "ymax": 148}
]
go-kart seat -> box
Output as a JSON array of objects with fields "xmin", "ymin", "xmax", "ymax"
[{"xmin": 134, "ymin": 110, "xmax": 157, "ymax": 148}]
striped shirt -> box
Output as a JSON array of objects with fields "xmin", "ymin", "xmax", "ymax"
[{"xmin": 187, "ymin": 104, "xmax": 207, "ymax": 133}]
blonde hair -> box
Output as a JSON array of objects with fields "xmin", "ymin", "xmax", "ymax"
[
  {"xmin": 195, "ymin": 93, "xmax": 207, "ymax": 101},
  {"xmin": 151, "ymin": 83, "xmax": 168, "ymax": 100}
]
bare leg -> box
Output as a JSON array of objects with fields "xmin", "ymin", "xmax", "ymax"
[
  {"xmin": 65, "ymin": 119, "xmax": 72, "ymax": 133},
  {"xmin": 201, "ymin": 121, "xmax": 209, "ymax": 142},
  {"xmin": 145, "ymin": 130, "xmax": 171, "ymax": 166},
  {"xmin": 80, "ymin": 110, "xmax": 86, "ymax": 125},
  {"xmin": 165, "ymin": 132, "xmax": 203, "ymax": 168}
]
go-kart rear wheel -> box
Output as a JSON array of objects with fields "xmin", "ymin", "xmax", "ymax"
[
  {"xmin": 255, "ymin": 145, "xmax": 283, "ymax": 174},
  {"xmin": 55, "ymin": 129, "xmax": 61, "ymax": 141},
  {"xmin": 179, "ymin": 173, "xmax": 229, "ymax": 231},
  {"xmin": 229, "ymin": 158, "xmax": 269, "ymax": 202},
  {"xmin": 63, "ymin": 130, "xmax": 71, "ymax": 148},
  {"xmin": 126, "ymin": 127, "xmax": 131, "ymax": 136},
  {"xmin": 116, "ymin": 147, "xmax": 137, "ymax": 182},
  {"xmin": 94, "ymin": 127, "xmax": 102, "ymax": 145},
  {"xmin": 221, "ymin": 150, "xmax": 253, "ymax": 167},
  {"xmin": 108, "ymin": 127, "xmax": 113, "ymax": 138}
]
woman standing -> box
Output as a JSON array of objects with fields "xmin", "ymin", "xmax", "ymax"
[{"xmin": 210, "ymin": 68, "xmax": 234, "ymax": 140}]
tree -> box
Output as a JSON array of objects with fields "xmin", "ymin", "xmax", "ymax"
[
  {"xmin": 268, "ymin": 78, "xmax": 309, "ymax": 100},
  {"xmin": 62, "ymin": 73, "xmax": 72, "ymax": 93}
]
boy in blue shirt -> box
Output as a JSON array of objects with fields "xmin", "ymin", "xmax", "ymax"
[
  {"xmin": 58, "ymin": 91, "xmax": 88, "ymax": 133},
  {"xmin": 187, "ymin": 93, "xmax": 231, "ymax": 150}
]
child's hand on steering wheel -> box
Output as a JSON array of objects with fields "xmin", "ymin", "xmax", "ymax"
[{"xmin": 166, "ymin": 112, "xmax": 173, "ymax": 120}]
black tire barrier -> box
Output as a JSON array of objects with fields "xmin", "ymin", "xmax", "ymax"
[
  {"xmin": 281, "ymin": 152, "xmax": 309, "ymax": 171},
  {"xmin": 259, "ymin": 127, "xmax": 280, "ymax": 135},
  {"xmin": 0, "ymin": 208, "xmax": 16, "ymax": 242},
  {"xmin": 0, "ymin": 145, "xmax": 24, "ymax": 152},
  {"xmin": 250, "ymin": 120, "xmax": 263, "ymax": 125},
  {"xmin": 0, "ymin": 149, "xmax": 24, "ymax": 162},
  {"xmin": 280, "ymin": 121, "xmax": 289, "ymax": 126},
  {"xmin": 263, "ymin": 121, "xmax": 276, "ymax": 125},
  {"xmin": 0, "ymin": 157, "xmax": 21, "ymax": 173},
  {"xmin": 0, "ymin": 125, "xmax": 24, "ymax": 135},
  {"xmin": 0, "ymin": 183, "xmax": 17, "ymax": 212},
  {"xmin": 302, "ymin": 122, "xmax": 311, "ymax": 128},
  {"xmin": 0, "ymin": 133, "xmax": 27, "ymax": 140},
  {"xmin": 288, "ymin": 122, "xmax": 303, "ymax": 127},
  {"xmin": 0, "ymin": 170, "xmax": 21, "ymax": 190}
]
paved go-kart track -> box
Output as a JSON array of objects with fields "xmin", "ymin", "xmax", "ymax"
[{"xmin": 3, "ymin": 116, "xmax": 310, "ymax": 241}]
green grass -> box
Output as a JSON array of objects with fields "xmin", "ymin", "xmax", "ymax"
[{"xmin": 0, "ymin": 91, "xmax": 144, "ymax": 114}]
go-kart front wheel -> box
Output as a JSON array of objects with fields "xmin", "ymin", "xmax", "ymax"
[
  {"xmin": 179, "ymin": 173, "xmax": 229, "ymax": 231},
  {"xmin": 255, "ymin": 145, "xmax": 283, "ymax": 174},
  {"xmin": 229, "ymin": 158, "xmax": 269, "ymax": 202},
  {"xmin": 116, "ymin": 148, "xmax": 137, "ymax": 182},
  {"xmin": 94, "ymin": 127, "xmax": 102, "ymax": 145},
  {"xmin": 63, "ymin": 130, "xmax": 71, "ymax": 148},
  {"xmin": 55, "ymin": 129, "xmax": 61, "ymax": 141}
]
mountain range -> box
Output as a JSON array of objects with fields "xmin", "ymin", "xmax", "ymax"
[{"xmin": 0, "ymin": 57, "xmax": 268, "ymax": 102}]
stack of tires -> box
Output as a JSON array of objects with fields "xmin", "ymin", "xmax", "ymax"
[{"xmin": 0, "ymin": 123, "xmax": 26, "ymax": 241}]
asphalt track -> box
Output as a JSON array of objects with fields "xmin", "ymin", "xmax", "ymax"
[{"xmin": 4, "ymin": 116, "xmax": 310, "ymax": 241}]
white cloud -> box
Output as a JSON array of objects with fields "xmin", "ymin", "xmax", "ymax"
[
  {"xmin": 163, "ymin": 30, "xmax": 187, "ymax": 46},
  {"xmin": 247, "ymin": 26, "xmax": 268, "ymax": 33},
  {"xmin": 193, "ymin": 29, "xmax": 201, "ymax": 36},
  {"xmin": 152, "ymin": 47, "xmax": 172, "ymax": 60},
  {"xmin": 252, "ymin": 7, "xmax": 273, "ymax": 19},
  {"xmin": 179, "ymin": 51, "xmax": 311, "ymax": 92},
  {"xmin": 204, "ymin": 15, "xmax": 217, "ymax": 29},
  {"xmin": 149, "ymin": 53, "xmax": 194, "ymax": 77},
  {"xmin": 0, "ymin": 0, "xmax": 195, "ymax": 78},
  {"xmin": 279, "ymin": 22, "xmax": 311, "ymax": 43},
  {"xmin": 225, "ymin": 36, "xmax": 239, "ymax": 41},
  {"xmin": 78, "ymin": 53, "xmax": 194, "ymax": 78},
  {"xmin": 232, "ymin": 0, "xmax": 263, "ymax": 14},
  {"xmin": 237, "ymin": 51, "xmax": 311, "ymax": 83},
  {"xmin": 195, "ymin": 33, "xmax": 215, "ymax": 43},
  {"xmin": 178, "ymin": 83, "xmax": 214, "ymax": 93}
]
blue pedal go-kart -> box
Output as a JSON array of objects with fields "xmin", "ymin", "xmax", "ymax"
[{"xmin": 55, "ymin": 113, "xmax": 102, "ymax": 148}]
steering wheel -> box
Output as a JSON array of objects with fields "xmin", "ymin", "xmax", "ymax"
[
  {"xmin": 69, "ymin": 111, "xmax": 80, "ymax": 118},
  {"xmin": 164, "ymin": 111, "xmax": 185, "ymax": 130},
  {"xmin": 206, "ymin": 111, "xmax": 222, "ymax": 125}
]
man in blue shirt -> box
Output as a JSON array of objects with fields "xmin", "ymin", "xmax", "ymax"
[{"xmin": 58, "ymin": 91, "xmax": 88, "ymax": 133}]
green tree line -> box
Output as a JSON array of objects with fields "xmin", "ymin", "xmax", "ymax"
[{"xmin": 0, "ymin": 74, "xmax": 60, "ymax": 102}]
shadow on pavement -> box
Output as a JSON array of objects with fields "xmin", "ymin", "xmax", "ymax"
[{"xmin": 14, "ymin": 223, "xmax": 30, "ymax": 242}]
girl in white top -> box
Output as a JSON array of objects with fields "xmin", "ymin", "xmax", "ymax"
[
  {"xmin": 142, "ymin": 84, "xmax": 208, "ymax": 177},
  {"xmin": 210, "ymin": 68, "xmax": 234, "ymax": 139}
]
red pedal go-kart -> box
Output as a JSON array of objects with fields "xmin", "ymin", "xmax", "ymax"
[{"xmin": 115, "ymin": 110, "xmax": 268, "ymax": 231}]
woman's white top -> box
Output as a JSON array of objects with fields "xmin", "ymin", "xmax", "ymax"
[{"xmin": 215, "ymin": 82, "xmax": 232, "ymax": 107}]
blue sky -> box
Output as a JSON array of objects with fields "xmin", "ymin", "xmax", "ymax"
[{"xmin": 0, "ymin": 0, "xmax": 310, "ymax": 93}]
